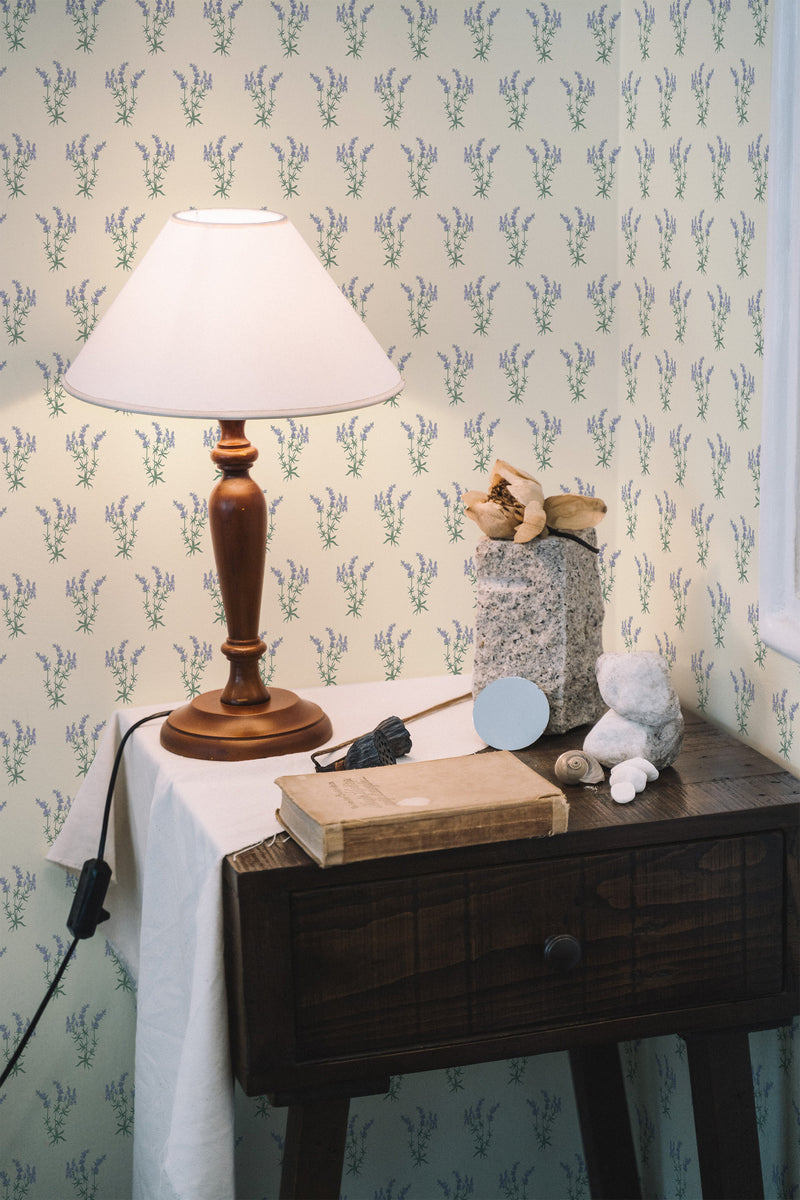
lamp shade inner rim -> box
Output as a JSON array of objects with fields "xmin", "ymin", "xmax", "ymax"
[{"xmin": 174, "ymin": 208, "xmax": 285, "ymax": 227}]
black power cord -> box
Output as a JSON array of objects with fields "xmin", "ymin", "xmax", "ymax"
[{"xmin": 0, "ymin": 709, "xmax": 173, "ymax": 1090}]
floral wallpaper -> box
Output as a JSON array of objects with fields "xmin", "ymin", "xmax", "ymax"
[{"xmin": 0, "ymin": 0, "xmax": 797, "ymax": 1197}]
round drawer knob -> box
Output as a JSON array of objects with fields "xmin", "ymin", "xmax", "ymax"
[{"xmin": 543, "ymin": 933, "xmax": 582, "ymax": 973}]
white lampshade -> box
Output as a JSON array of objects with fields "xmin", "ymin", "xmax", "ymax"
[{"xmin": 64, "ymin": 208, "xmax": 402, "ymax": 418}]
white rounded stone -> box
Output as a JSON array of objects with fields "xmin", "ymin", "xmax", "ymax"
[
  {"xmin": 583, "ymin": 709, "xmax": 683, "ymax": 769},
  {"xmin": 609, "ymin": 763, "xmax": 648, "ymax": 792},
  {"xmin": 611, "ymin": 780, "xmax": 636, "ymax": 804},
  {"xmin": 595, "ymin": 651, "xmax": 681, "ymax": 725},
  {"xmin": 619, "ymin": 756, "xmax": 659, "ymax": 781}
]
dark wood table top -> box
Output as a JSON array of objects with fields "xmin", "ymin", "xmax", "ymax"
[{"xmin": 226, "ymin": 708, "xmax": 800, "ymax": 880}]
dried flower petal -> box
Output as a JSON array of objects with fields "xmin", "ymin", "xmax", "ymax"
[
  {"xmin": 464, "ymin": 490, "xmax": 518, "ymax": 539},
  {"xmin": 544, "ymin": 494, "xmax": 607, "ymax": 530},
  {"xmin": 513, "ymin": 502, "xmax": 547, "ymax": 542}
]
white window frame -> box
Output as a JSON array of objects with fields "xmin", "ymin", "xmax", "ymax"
[{"xmin": 759, "ymin": 0, "xmax": 800, "ymax": 661}]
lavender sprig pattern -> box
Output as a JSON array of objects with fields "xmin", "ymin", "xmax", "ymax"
[
  {"xmin": 105, "ymin": 640, "xmax": 144, "ymax": 703},
  {"xmin": 438, "ymin": 343, "xmax": 473, "ymax": 405},
  {"xmin": 66, "ymin": 423, "xmax": 106, "ymax": 486},
  {"xmin": 437, "ymin": 617, "xmax": 473, "ymax": 673},
  {"xmin": 401, "ymin": 1, "xmax": 437, "ymax": 60},
  {"xmin": 244, "ymin": 65, "xmax": 282, "ymax": 128},
  {"xmin": 336, "ymin": 555, "xmax": 373, "ymax": 616},
  {"xmin": 136, "ymin": 565, "xmax": 175, "ymax": 628},
  {"xmin": 136, "ymin": 421, "xmax": 175, "ymax": 485},
  {"xmin": 173, "ymin": 636, "xmax": 213, "ymax": 697},
  {"xmin": 105, "ymin": 494, "xmax": 145, "ymax": 558},
  {"xmin": 1, "ymin": 722, "xmax": 36, "ymax": 785},
  {"xmin": 0, "ymin": 4, "xmax": 792, "ymax": 1197},
  {"xmin": 374, "ymin": 67, "xmax": 410, "ymax": 128},
  {"xmin": 271, "ymin": 558, "xmax": 309, "ymax": 620},
  {"xmin": 66, "ymin": 713, "xmax": 105, "ymax": 776},
  {"xmin": 36, "ymin": 60, "xmax": 77, "ymax": 125},
  {"xmin": 135, "ymin": 133, "xmax": 175, "ymax": 197},
  {"xmin": 203, "ymin": 134, "xmax": 242, "ymax": 197},
  {"xmin": 1, "ymin": 280, "xmax": 37, "ymax": 343},
  {"xmin": 336, "ymin": 136, "xmax": 373, "ymax": 198},
  {"xmin": 499, "ymin": 207, "xmax": 533, "ymax": 267},
  {"xmin": 173, "ymin": 63, "xmax": 212, "ymax": 125},
  {"xmin": 337, "ymin": 1, "xmax": 373, "ymax": 59},
  {"xmin": 270, "ymin": 135, "xmax": 309, "ymax": 197},
  {"xmin": 271, "ymin": 0, "xmax": 309, "ymax": 57},
  {"xmin": 203, "ymin": 0, "xmax": 243, "ymax": 56},
  {"xmin": 1, "ymin": 572, "xmax": 36, "ymax": 636},
  {"xmin": 1, "ymin": 0, "xmax": 36, "ymax": 50},
  {"xmin": 1, "ymin": 425, "xmax": 36, "ymax": 488},
  {"xmin": 37, "ymin": 497, "xmax": 77, "ymax": 562},
  {"xmin": 401, "ymin": 136, "xmax": 438, "ymax": 197},
  {"xmin": 374, "ymin": 484, "xmax": 410, "ymax": 546},
  {"xmin": 1, "ymin": 133, "xmax": 36, "ymax": 197},
  {"xmin": 65, "ymin": 132, "xmax": 106, "ymax": 197},
  {"xmin": 271, "ymin": 418, "xmax": 309, "ymax": 479},
  {"xmin": 37, "ymin": 207, "xmax": 76, "ymax": 271},
  {"xmin": 311, "ymin": 66, "xmax": 347, "ymax": 127},
  {"xmin": 310, "ymin": 626, "xmax": 347, "ymax": 684},
  {"xmin": 373, "ymin": 623, "xmax": 410, "ymax": 680},
  {"xmin": 67, "ymin": 0, "xmax": 107, "ymax": 53},
  {"xmin": 105, "ymin": 62, "xmax": 145, "ymax": 126},
  {"xmin": 65, "ymin": 278, "xmax": 106, "ymax": 341},
  {"xmin": 310, "ymin": 487, "xmax": 347, "ymax": 548},
  {"xmin": 65, "ymin": 569, "xmax": 105, "ymax": 632},
  {"xmin": 374, "ymin": 207, "xmax": 410, "ymax": 267},
  {"xmin": 136, "ymin": 0, "xmax": 176, "ymax": 53}
]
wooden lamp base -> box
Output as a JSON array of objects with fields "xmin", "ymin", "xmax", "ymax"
[
  {"xmin": 159, "ymin": 419, "xmax": 333, "ymax": 763},
  {"xmin": 160, "ymin": 687, "xmax": 333, "ymax": 762}
]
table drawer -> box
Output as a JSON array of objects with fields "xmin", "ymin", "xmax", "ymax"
[{"xmin": 290, "ymin": 833, "xmax": 785, "ymax": 1060}]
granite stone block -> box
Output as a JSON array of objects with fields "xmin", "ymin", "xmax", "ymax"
[{"xmin": 472, "ymin": 530, "xmax": 605, "ymax": 735}]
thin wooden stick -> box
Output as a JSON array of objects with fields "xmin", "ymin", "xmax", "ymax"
[{"xmin": 315, "ymin": 691, "xmax": 473, "ymax": 758}]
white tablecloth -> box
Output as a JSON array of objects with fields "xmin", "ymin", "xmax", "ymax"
[{"xmin": 47, "ymin": 675, "xmax": 485, "ymax": 1200}]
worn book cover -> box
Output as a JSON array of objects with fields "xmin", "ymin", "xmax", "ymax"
[{"xmin": 275, "ymin": 751, "xmax": 569, "ymax": 867}]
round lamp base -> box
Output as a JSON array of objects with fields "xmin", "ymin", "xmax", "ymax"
[{"xmin": 160, "ymin": 687, "xmax": 333, "ymax": 761}]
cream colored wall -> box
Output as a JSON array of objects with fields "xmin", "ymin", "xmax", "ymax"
[{"xmin": 1, "ymin": 1, "xmax": 796, "ymax": 1196}]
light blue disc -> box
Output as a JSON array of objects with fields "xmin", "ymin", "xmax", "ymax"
[{"xmin": 472, "ymin": 676, "xmax": 550, "ymax": 751}]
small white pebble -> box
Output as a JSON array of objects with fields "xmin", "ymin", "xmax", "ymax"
[
  {"xmin": 617, "ymin": 756, "xmax": 659, "ymax": 782},
  {"xmin": 609, "ymin": 763, "xmax": 648, "ymax": 792},
  {"xmin": 611, "ymin": 780, "xmax": 636, "ymax": 804}
]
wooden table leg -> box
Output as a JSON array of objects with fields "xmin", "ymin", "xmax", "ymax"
[
  {"xmin": 569, "ymin": 1043, "xmax": 642, "ymax": 1200},
  {"xmin": 279, "ymin": 1095, "xmax": 350, "ymax": 1200},
  {"xmin": 684, "ymin": 1029, "xmax": 764, "ymax": 1200}
]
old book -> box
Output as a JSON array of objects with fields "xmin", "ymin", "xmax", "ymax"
[{"xmin": 275, "ymin": 750, "xmax": 569, "ymax": 867}]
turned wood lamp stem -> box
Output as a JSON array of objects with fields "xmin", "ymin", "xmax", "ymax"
[
  {"xmin": 210, "ymin": 420, "xmax": 270, "ymax": 707},
  {"xmin": 159, "ymin": 419, "xmax": 332, "ymax": 761}
]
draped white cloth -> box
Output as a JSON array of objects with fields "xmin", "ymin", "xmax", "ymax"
[{"xmin": 48, "ymin": 675, "xmax": 484, "ymax": 1200}]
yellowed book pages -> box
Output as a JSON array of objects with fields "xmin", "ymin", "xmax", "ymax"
[{"xmin": 275, "ymin": 751, "xmax": 569, "ymax": 867}]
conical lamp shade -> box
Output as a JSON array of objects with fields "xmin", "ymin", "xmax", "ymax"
[{"xmin": 64, "ymin": 208, "xmax": 402, "ymax": 418}]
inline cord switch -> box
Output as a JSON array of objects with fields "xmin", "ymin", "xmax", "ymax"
[{"xmin": 67, "ymin": 858, "xmax": 111, "ymax": 940}]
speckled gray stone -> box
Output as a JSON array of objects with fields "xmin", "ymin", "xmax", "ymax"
[{"xmin": 472, "ymin": 531, "xmax": 605, "ymax": 735}]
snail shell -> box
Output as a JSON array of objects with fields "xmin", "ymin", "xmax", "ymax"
[{"xmin": 554, "ymin": 750, "xmax": 604, "ymax": 785}]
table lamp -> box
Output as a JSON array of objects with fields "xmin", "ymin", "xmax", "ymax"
[{"xmin": 63, "ymin": 208, "xmax": 403, "ymax": 760}]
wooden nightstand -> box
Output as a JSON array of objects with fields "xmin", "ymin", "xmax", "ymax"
[{"xmin": 223, "ymin": 711, "xmax": 799, "ymax": 1199}]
